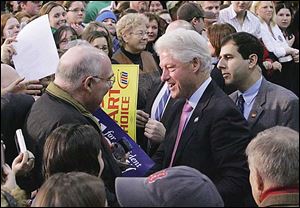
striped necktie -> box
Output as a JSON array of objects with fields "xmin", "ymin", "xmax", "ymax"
[{"xmin": 154, "ymin": 89, "xmax": 170, "ymax": 121}]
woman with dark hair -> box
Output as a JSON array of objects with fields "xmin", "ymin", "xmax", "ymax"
[
  {"xmin": 32, "ymin": 172, "xmax": 107, "ymax": 207},
  {"xmin": 42, "ymin": 124, "xmax": 104, "ymax": 180},
  {"xmin": 149, "ymin": 1, "xmax": 165, "ymax": 13},
  {"xmin": 53, "ymin": 25, "xmax": 78, "ymax": 55},
  {"xmin": 83, "ymin": 30, "xmax": 113, "ymax": 58},
  {"xmin": 42, "ymin": 124, "xmax": 120, "ymax": 206},
  {"xmin": 275, "ymin": 3, "xmax": 295, "ymax": 47},
  {"xmin": 206, "ymin": 23, "xmax": 237, "ymax": 94},
  {"xmin": 144, "ymin": 12, "xmax": 167, "ymax": 66}
]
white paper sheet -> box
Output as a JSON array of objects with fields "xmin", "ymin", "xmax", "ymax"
[{"xmin": 12, "ymin": 15, "xmax": 59, "ymax": 81}]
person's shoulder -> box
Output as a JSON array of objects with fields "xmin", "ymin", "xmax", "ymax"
[
  {"xmin": 246, "ymin": 10, "xmax": 260, "ymax": 23},
  {"xmin": 1, "ymin": 93, "xmax": 34, "ymax": 106},
  {"xmin": 263, "ymin": 80, "xmax": 298, "ymax": 102},
  {"xmin": 219, "ymin": 5, "xmax": 231, "ymax": 14},
  {"xmin": 205, "ymin": 81, "xmax": 237, "ymax": 107}
]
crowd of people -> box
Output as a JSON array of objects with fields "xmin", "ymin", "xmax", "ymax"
[{"xmin": 1, "ymin": 1, "xmax": 299, "ymax": 207}]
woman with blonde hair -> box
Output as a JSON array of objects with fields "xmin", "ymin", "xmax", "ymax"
[
  {"xmin": 113, "ymin": 13, "xmax": 160, "ymax": 109},
  {"xmin": 39, "ymin": 1, "xmax": 67, "ymax": 33},
  {"xmin": 1, "ymin": 13, "xmax": 20, "ymax": 43},
  {"xmin": 251, "ymin": 1, "xmax": 299, "ymax": 96}
]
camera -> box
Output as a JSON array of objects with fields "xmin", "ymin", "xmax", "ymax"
[{"xmin": 111, "ymin": 139, "xmax": 132, "ymax": 170}]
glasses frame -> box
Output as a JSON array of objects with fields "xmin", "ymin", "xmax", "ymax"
[
  {"xmin": 130, "ymin": 31, "xmax": 148, "ymax": 38},
  {"xmin": 92, "ymin": 75, "xmax": 115, "ymax": 86},
  {"xmin": 67, "ymin": 8, "xmax": 85, "ymax": 13}
]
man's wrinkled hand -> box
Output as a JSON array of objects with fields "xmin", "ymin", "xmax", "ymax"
[{"xmin": 144, "ymin": 119, "xmax": 166, "ymax": 143}]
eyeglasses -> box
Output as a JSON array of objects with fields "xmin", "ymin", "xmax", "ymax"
[
  {"xmin": 68, "ymin": 8, "xmax": 85, "ymax": 13},
  {"xmin": 92, "ymin": 75, "xmax": 115, "ymax": 86},
  {"xmin": 131, "ymin": 31, "xmax": 148, "ymax": 38}
]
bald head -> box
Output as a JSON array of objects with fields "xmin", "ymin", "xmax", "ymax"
[
  {"xmin": 1, "ymin": 64, "xmax": 21, "ymax": 88},
  {"xmin": 166, "ymin": 20, "xmax": 194, "ymax": 33},
  {"xmin": 54, "ymin": 45, "xmax": 111, "ymax": 90}
]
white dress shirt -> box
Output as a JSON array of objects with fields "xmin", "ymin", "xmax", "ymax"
[{"xmin": 219, "ymin": 5, "xmax": 261, "ymax": 39}]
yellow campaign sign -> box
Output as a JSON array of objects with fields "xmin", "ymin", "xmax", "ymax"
[{"xmin": 101, "ymin": 64, "xmax": 139, "ymax": 141}]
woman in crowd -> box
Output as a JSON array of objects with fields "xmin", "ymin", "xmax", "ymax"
[
  {"xmin": 82, "ymin": 21, "xmax": 111, "ymax": 38},
  {"xmin": 83, "ymin": 30, "xmax": 113, "ymax": 58},
  {"xmin": 251, "ymin": 1, "xmax": 299, "ymax": 96},
  {"xmin": 39, "ymin": 1, "xmax": 67, "ymax": 34},
  {"xmin": 144, "ymin": 12, "xmax": 167, "ymax": 66},
  {"xmin": 149, "ymin": 1, "xmax": 165, "ymax": 13},
  {"xmin": 32, "ymin": 172, "xmax": 107, "ymax": 207},
  {"xmin": 15, "ymin": 11, "xmax": 31, "ymax": 30},
  {"xmin": 96, "ymin": 10, "xmax": 120, "ymax": 53},
  {"xmin": 1, "ymin": 13, "xmax": 20, "ymax": 44},
  {"xmin": 42, "ymin": 124, "xmax": 104, "ymax": 180},
  {"xmin": 63, "ymin": 1, "xmax": 86, "ymax": 36},
  {"xmin": 41, "ymin": 124, "xmax": 118, "ymax": 206},
  {"xmin": 113, "ymin": 13, "xmax": 160, "ymax": 110},
  {"xmin": 275, "ymin": 3, "xmax": 295, "ymax": 47},
  {"xmin": 206, "ymin": 23, "xmax": 237, "ymax": 94},
  {"xmin": 53, "ymin": 25, "xmax": 78, "ymax": 56}
]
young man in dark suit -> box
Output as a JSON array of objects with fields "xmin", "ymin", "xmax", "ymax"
[
  {"xmin": 217, "ymin": 32, "xmax": 299, "ymax": 206},
  {"xmin": 218, "ymin": 32, "xmax": 299, "ymax": 136}
]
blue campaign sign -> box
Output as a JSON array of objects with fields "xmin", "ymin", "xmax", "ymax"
[{"xmin": 93, "ymin": 108, "xmax": 155, "ymax": 177}]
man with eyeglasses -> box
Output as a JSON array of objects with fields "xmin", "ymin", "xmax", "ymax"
[
  {"xmin": 23, "ymin": 46, "xmax": 121, "ymax": 206},
  {"xmin": 18, "ymin": 1, "xmax": 42, "ymax": 17}
]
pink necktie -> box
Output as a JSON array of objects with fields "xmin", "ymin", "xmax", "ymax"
[{"xmin": 169, "ymin": 101, "xmax": 193, "ymax": 167}]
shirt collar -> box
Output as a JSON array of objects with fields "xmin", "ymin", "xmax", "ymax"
[
  {"xmin": 228, "ymin": 5, "xmax": 237, "ymax": 19},
  {"xmin": 238, "ymin": 76, "xmax": 263, "ymax": 105},
  {"xmin": 228, "ymin": 5, "xmax": 251, "ymax": 21},
  {"xmin": 188, "ymin": 77, "xmax": 212, "ymax": 109}
]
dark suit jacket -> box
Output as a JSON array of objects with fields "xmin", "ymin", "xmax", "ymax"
[
  {"xmin": 150, "ymin": 80, "xmax": 252, "ymax": 206},
  {"xmin": 230, "ymin": 78, "xmax": 299, "ymax": 136}
]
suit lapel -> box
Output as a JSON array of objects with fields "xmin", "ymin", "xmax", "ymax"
[
  {"xmin": 247, "ymin": 79, "xmax": 267, "ymax": 128},
  {"xmin": 172, "ymin": 82, "xmax": 215, "ymax": 163}
]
